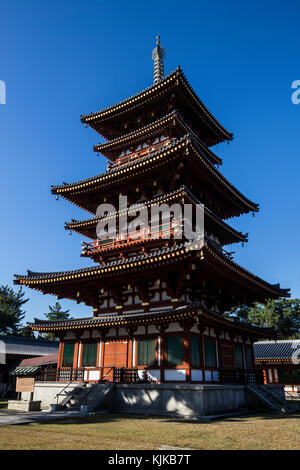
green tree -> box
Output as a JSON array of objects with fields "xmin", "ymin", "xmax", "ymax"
[
  {"xmin": 19, "ymin": 326, "xmax": 35, "ymax": 338},
  {"xmin": 45, "ymin": 302, "xmax": 71, "ymax": 321},
  {"xmin": 43, "ymin": 302, "xmax": 71, "ymax": 340},
  {"xmin": 225, "ymin": 298, "xmax": 300, "ymax": 339},
  {"xmin": 0, "ymin": 285, "xmax": 29, "ymax": 335}
]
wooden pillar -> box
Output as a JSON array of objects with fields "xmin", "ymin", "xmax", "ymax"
[
  {"xmin": 57, "ymin": 338, "xmax": 64, "ymax": 369},
  {"xmin": 180, "ymin": 319, "xmax": 194, "ymax": 383},
  {"xmin": 215, "ymin": 328, "xmax": 222, "ymax": 370},
  {"xmin": 73, "ymin": 340, "xmax": 80, "ymax": 369},
  {"xmin": 196, "ymin": 320, "xmax": 205, "ymax": 383},
  {"xmin": 157, "ymin": 324, "xmax": 168, "ymax": 383},
  {"xmin": 183, "ymin": 333, "xmax": 190, "ymax": 382},
  {"xmin": 263, "ymin": 368, "xmax": 268, "ymax": 384},
  {"xmin": 128, "ymin": 338, "xmax": 133, "ymax": 367}
]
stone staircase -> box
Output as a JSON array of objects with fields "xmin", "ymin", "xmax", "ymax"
[
  {"xmin": 246, "ymin": 385, "xmax": 288, "ymax": 413},
  {"xmin": 54, "ymin": 382, "xmax": 115, "ymax": 412}
]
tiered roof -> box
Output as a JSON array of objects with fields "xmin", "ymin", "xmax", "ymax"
[
  {"xmin": 65, "ymin": 186, "xmax": 247, "ymax": 246},
  {"xmin": 14, "ymin": 41, "xmax": 289, "ymax": 328},
  {"xmin": 52, "ymin": 135, "xmax": 258, "ymax": 218},
  {"xmin": 93, "ymin": 110, "xmax": 222, "ymax": 165},
  {"xmin": 28, "ymin": 303, "xmax": 275, "ymax": 339},
  {"xmin": 14, "ymin": 240, "xmax": 288, "ymax": 305},
  {"xmin": 80, "ymin": 67, "xmax": 233, "ymax": 146}
]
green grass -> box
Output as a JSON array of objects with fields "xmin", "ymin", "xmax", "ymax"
[{"xmin": 0, "ymin": 412, "xmax": 299, "ymax": 450}]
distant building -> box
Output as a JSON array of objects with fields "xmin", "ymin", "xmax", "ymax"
[
  {"xmin": 254, "ymin": 340, "xmax": 300, "ymax": 393},
  {"xmin": 10, "ymin": 353, "xmax": 58, "ymax": 380},
  {"xmin": 0, "ymin": 335, "xmax": 58, "ymax": 397}
]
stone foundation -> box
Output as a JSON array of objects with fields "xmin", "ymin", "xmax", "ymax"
[
  {"xmin": 28, "ymin": 382, "xmax": 263, "ymax": 416},
  {"xmin": 112, "ymin": 383, "xmax": 253, "ymax": 417},
  {"xmin": 8, "ymin": 400, "xmax": 41, "ymax": 412}
]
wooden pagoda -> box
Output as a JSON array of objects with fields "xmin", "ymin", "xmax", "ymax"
[{"xmin": 14, "ymin": 37, "xmax": 289, "ymax": 385}]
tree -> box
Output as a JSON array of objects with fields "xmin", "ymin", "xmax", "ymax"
[
  {"xmin": 225, "ymin": 298, "xmax": 300, "ymax": 339},
  {"xmin": 0, "ymin": 285, "xmax": 29, "ymax": 335},
  {"xmin": 19, "ymin": 326, "xmax": 35, "ymax": 338},
  {"xmin": 42, "ymin": 302, "xmax": 71, "ymax": 340},
  {"xmin": 45, "ymin": 302, "xmax": 71, "ymax": 321}
]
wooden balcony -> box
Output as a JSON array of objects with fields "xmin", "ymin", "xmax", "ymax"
[
  {"xmin": 36, "ymin": 367, "xmax": 264, "ymax": 385},
  {"xmin": 82, "ymin": 221, "xmax": 180, "ymax": 257},
  {"xmin": 107, "ymin": 139, "xmax": 171, "ymax": 170}
]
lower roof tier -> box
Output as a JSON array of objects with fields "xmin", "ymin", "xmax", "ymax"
[
  {"xmin": 28, "ymin": 303, "xmax": 275, "ymax": 340},
  {"xmin": 14, "ymin": 240, "xmax": 289, "ymax": 310}
]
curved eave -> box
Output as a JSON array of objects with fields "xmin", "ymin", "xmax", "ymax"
[
  {"xmin": 65, "ymin": 186, "xmax": 248, "ymax": 245},
  {"xmin": 203, "ymin": 241, "xmax": 290, "ymax": 300},
  {"xmin": 14, "ymin": 240, "xmax": 289, "ymax": 304},
  {"xmin": 51, "ymin": 136, "xmax": 258, "ymax": 218},
  {"xmin": 81, "ymin": 67, "xmax": 233, "ymax": 145},
  {"xmin": 93, "ymin": 110, "xmax": 222, "ymax": 166},
  {"xmin": 28, "ymin": 305, "xmax": 274, "ymax": 339},
  {"xmin": 13, "ymin": 243, "xmax": 191, "ymax": 302}
]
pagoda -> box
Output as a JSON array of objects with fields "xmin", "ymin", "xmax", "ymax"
[{"xmin": 14, "ymin": 37, "xmax": 289, "ymax": 385}]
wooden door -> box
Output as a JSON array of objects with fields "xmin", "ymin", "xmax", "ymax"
[
  {"xmin": 220, "ymin": 341, "xmax": 234, "ymax": 369},
  {"xmin": 103, "ymin": 340, "xmax": 129, "ymax": 380}
]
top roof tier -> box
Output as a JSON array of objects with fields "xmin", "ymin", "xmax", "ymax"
[{"xmin": 80, "ymin": 67, "xmax": 233, "ymax": 147}]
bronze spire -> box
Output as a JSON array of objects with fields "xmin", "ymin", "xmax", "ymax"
[{"xmin": 152, "ymin": 35, "xmax": 165, "ymax": 84}]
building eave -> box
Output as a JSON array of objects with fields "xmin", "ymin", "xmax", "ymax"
[
  {"xmin": 51, "ymin": 136, "xmax": 258, "ymax": 218},
  {"xmin": 80, "ymin": 67, "xmax": 233, "ymax": 145},
  {"xmin": 64, "ymin": 185, "xmax": 248, "ymax": 245},
  {"xmin": 28, "ymin": 303, "xmax": 274, "ymax": 339},
  {"xmin": 93, "ymin": 110, "xmax": 222, "ymax": 166},
  {"xmin": 14, "ymin": 240, "xmax": 289, "ymax": 304}
]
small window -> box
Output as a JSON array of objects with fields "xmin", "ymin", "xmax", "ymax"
[
  {"xmin": 204, "ymin": 338, "xmax": 216, "ymax": 368},
  {"xmin": 82, "ymin": 342, "xmax": 98, "ymax": 367},
  {"xmin": 62, "ymin": 342, "xmax": 75, "ymax": 367},
  {"xmin": 137, "ymin": 339, "xmax": 156, "ymax": 366},
  {"xmin": 190, "ymin": 336, "xmax": 201, "ymax": 366},
  {"xmin": 167, "ymin": 336, "xmax": 183, "ymax": 366},
  {"xmin": 234, "ymin": 344, "xmax": 244, "ymax": 369},
  {"xmin": 245, "ymin": 346, "xmax": 253, "ymax": 369}
]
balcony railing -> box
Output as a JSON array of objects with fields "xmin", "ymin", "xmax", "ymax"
[
  {"xmin": 107, "ymin": 139, "xmax": 171, "ymax": 170},
  {"xmin": 82, "ymin": 222, "xmax": 180, "ymax": 256},
  {"xmin": 219, "ymin": 368, "xmax": 264, "ymax": 385},
  {"xmin": 35, "ymin": 367, "xmax": 264, "ymax": 385}
]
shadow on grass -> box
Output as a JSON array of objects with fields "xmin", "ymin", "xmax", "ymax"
[{"xmin": 26, "ymin": 409, "xmax": 300, "ymax": 428}]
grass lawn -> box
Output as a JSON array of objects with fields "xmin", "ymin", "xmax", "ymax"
[{"xmin": 0, "ymin": 412, "xmax": 299, "ymax": 450}]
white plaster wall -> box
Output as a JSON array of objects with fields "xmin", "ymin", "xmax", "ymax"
[
  {"xmin": 191, "ymin": 370, "xmax": 203, "ymax": 381},
  {"xmin": 165, "ymin": 322, "xmax": 184, "ymax": 333},
  {"xmin": 106, "ymin": 328, "xmax": 117, "ymax": 337},
  {"xmin": 135, "ymin": 326, "xmax": 146, "ymax": 335},
  {"xmin": 164, "ymin": 369, "xmax": 186, "ymax": 381}
]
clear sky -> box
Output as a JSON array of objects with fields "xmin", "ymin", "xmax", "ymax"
[{"xmin": 1, "ymin": 0, "xmax": 299, "ymax": 324}]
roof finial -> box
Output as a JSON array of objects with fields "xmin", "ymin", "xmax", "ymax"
[{"xmin": 152, "ymin": 34, "xmax": 165, "ymax": 84}]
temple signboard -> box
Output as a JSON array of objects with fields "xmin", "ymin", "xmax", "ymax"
[{"xmin": 16, "ymin": 377, "xmax": 35, "ymax": 393}]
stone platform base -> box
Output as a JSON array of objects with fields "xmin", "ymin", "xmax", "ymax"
[
  {"xmin": 110, "ymin": 384, "xmax": 254, "ymax": 418},
  {"xmin": 7, "ymin": 400, "xmax": 41, "ymax": 412},
  {"xmin": 25, "ymin": 382, "xmax": 286, "ymax": 417}
]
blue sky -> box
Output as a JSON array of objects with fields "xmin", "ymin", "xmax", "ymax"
[{"xmin": 0, "ymin": 0, "xmax": 299, "ymax": 324}]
